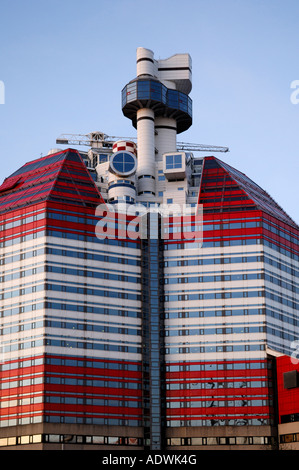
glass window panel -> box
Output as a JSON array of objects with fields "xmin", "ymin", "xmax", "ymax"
[
  {"xmin": 166, "ymin": 154, "xmax": 182, "ymax": 170},
  {"xmin": 171, "ymin": 438, "xmax": 181, "ymax": 445},
  {"xmin": 93, "ymin": 436, "xmax": 104, "ymax": 444},
  {"xmin": 137, "ymin": 80, "xmax": 150, "ymax": 99},
  {"xmin": 192, "ymin": 437, "xmax": 203, "ymax": 445},
  {"xmin": 108, "ymin": 437, "xmax": 120, "ymax": 444},
  {"xmin": 236, "ymin": 437, "xmax": 248, "ymax": 444},
  {"xmin": 167, "ymin": 90, "xmax": 178, "ymax": 108},
  {"xmin": 129, "ymin": 437, "xmax": 138, "ymax": 445},
  {"xmin": 150, "ymin": 82, "xmax": 161, "ymax": 100},
  {"xmin": 174, "ymin": 154, "xmax": 182, "ymax": 167},
  {"xmin": 206, "ymin": 438, "xmax": 217, "ymax": 445},
  {"xmin": 112, "ymin": 152, "xmax": 135, "ymax": 174},
  {"xmin": 126, "ymin": 82, "xmax": 137, "ymax": 102}
]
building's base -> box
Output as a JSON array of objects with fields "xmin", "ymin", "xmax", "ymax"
[
  {"xmin": 3, "ymin": 423, "xmax": 297, "ymax": 451},
  {"xmin": 165, "ymin": 425, "xmax": 278, "ymax": 450},
  {"xmin": 0, "ymin": 423, "xmax": 144, "ymax": 450},
  {"xmin": 278, "ymin": 422, "xmax": 299, "ymax": 450}
]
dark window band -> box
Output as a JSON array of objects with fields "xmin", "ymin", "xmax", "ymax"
[
  {"xmin": 155, "ymin": 125, "xmax": 177, "ymax": 131},
  {"xmin": 137, "ymin": 116, "xmax": 155, "ymax": 122},
  {"xmin": 137, "ymin": 57, "xmax": 154, "ymax": 64},
  {"xmin": 158, "ymin": 67, "xmax": 191, "ymax": 73}
]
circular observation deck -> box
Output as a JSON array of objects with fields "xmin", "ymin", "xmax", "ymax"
[{"xmin": 121, "ymin": 78, "xmax": 192, "ymax": 134}]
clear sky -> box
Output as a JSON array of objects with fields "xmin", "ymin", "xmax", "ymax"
[{"xmin": 0, "ymin": 0, "xmax": 298, "ymax": 223}]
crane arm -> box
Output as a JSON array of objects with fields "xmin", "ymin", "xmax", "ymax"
[{"xmin": 56, "ymin": 132, "xmax": 229, "ymax": 153}]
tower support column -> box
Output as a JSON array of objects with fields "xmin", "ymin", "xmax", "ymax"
[
  {"xmin": 136, "ymin": 108, "xmax": 156, "ymax": 196},
  {"xmin": 155, "ymin": 117, "xmax": 177, "ymax": 162}
]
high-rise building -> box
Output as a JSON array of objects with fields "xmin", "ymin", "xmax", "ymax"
[{"xmin": 0, "ymin": 48, "xmax": 298, "ymax": 451}]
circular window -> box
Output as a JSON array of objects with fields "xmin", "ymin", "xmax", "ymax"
[{"xmin": 110, "ymin": 151, "xmax": 137, "ymax": 176}]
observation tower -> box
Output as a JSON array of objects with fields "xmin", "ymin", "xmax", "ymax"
[{"xmin": 121, "ymin": 47, "xmax": 192, "ymax": 200}]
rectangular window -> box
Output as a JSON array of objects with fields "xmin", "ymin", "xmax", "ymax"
[{"xmin": 166, "ymin": 154, "xmax": 182, "ymax": 170}]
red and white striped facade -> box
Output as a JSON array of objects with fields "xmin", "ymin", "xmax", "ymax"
[
  {"xmin": 0, "ymin": 48, "xmax": 298, "ymax": 451},
  {"xmin": 112, "ymin": 140, "xmax": 137, "ymax": 156}
]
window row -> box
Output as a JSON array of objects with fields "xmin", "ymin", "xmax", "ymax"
[
  {"xmin": 45, "ymin": 338, "xmax": 141, "ymax": 354},
  {"xmin": 165, "ymin": 289, "xmax": 264, "ymax": 302},
  {"xmin": 1, "ymin": 357, "xmax": 44, "ymax": 371},
  {"xmin": 45, "ymin": 282, "xmax": 141, "ymax": 301},
  {"xmin": 281, "ymin": 413, "xmax": 299, "ymax": 424},
  {"xmin": 45, "ymin": 320, "xmax": 141, "ymax": 336},
  {"xmin": 0, "ymin": 263, "xmax": 140, "ymax": 284},
  {"xmin": 0, "ymin": 247, "xmax": 45, "ymax": 265},
  {"xmin": 165, "ymin": 254, "xmax": 263, "ymax": 267},
  {"xmin": 1, "ymin": 338, "xmax": 141, "ymax": 354},
  {"xmin": 48, "ymin": 229, "xmax": 140, "ymax": 247},
  {"xmin": 45, "ymin": 396, "xmax": 141, "ymax": 407},
  {"xmin": 167, "ymin": 417, "xmax": 271, "ymax": 427},
  {"xmin": 1, "ymin": 265, "xmax": 44, "ymax": 282},
  {"xmin": 44, "ymin": 415, "xmax": 141, "ymax": 426},
  {"xmin": 165, "ymin": 307, "xmax": 264, "ymax": 319},
  {"xmin": 265, "ymin": 272, "xmax": 298, "ymax": 293},
  {"xmin": 167, "ymin": 436, "xmax": 275, "ymax": 446},
  {"xmin": 262, "ymin": 221, "xmax": 299, "ymax": 244},
  {"xmin": 266, "ymin": 307, "xmax": 298, "ymax": 327},
  {"xmin": 165, "ymin": 272, "xmax": 263, "ymax": 284},
  {"xmin": 200, "ymin": 221, "xmax": 261, "ymax": 231},
  {"xmin": 165, "ymin": 325, "xmax": 264, "ymax": 337},
  {"xmin": 1, "ymin": 356, "xmax": 141, "ymax": 371},
  {"xmin": 0, "ymin": 433, "xmax": 142, "ymax": 447},
  {"xmin": 164, "ymin": 238, "xmax": 262, "ymax": 250},
  {"xmin": 165, "ymin": 381, "xmax": 269, "ymax": 390},
  {"xmin": 1, "ymin": 320, "xmax": 43, "ymax": 335},
  {"xmin": 167, "ymin": 399, "xmax": 270, "ymax": 408},
  {"xmin": 0, "ymin": 229, "xmax": 45, "ymax": 246},
  {"xmin": 48, "ymin": 211, "xmax": 98, "ymax": 225},
  {"xmin": 264, "ymin": 254, "xmax": 299, "ymax": 278},
  {"xmin": 0, "ymin": 243, "xmax": 140, "ymax": 267},
  {"xmin": 263, "ymin": 238, "xmax": 298, "ymax": 261},
  {"xmin": 1, "ymin": 376, "xmax": 43, "ymax": 389},
  {"xmin": 265, "ymin": 288, "xmax": 298, "ymax": 309},
  {"xmin": 280, "ymin": 432, "xmax": 299, "ymax": 444},
  {"xmin": 266, "ymin": 325, "xmax": 298, "ymax": 344},
  {"xmin": 0, "ymin": 302, "xmax": 140, "ymax": 320},
  {"xmin": 46, "ymin": 264, "xmax": 140, "ymax": 284},
  {"xmin": 46, "ymin": 246, "xmax": 140, "ymax": 265},
  {"xmin": 122, "ymin": 79, "xmax": 192, "ymax": 117},
  {"xmin": 1, "ymin": 283, "xmax": 44, "ymax": 299},
  {"xmin": 0, "ymin": 415, "xmax": 141, "ymax": 428},
  {"xmin": 165, "ymin": 344, "xmax": 266, "ymax": 354},
  {"xmin": 46, "ymin": 301, "xmax": 141, "ymax": 319},
  {"xmin": 0, "ymin": 211, "xmax": 45, "ymax": 229},
  {"xmin": 165, "ymin": 360, "xmax": 268, "ymax": 371},
  {"xmin": 2, "ymin": 375, "xmax": 141, "ymax": 390},
  {"xmin": 1, "ymin": 397, "xmax": 42, "ymax": 408}
]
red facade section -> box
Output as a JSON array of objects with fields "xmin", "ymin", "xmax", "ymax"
[
  {"xmin": 0, "ymin": 149, "xmax": 142, "ymax": 429},
  {"xmin": 0, "ymin": 355, "xmax": 143, "ymax": 426},
  {"xmin": 197, "ymin": 156, "xmax": 299, "ymax": 255},
  {"xmin": 0, "ymin": 148, "xmax": 105, "ymax": 214},
  {"xmin": 165, "ymin": 359, "xmax": 275, "ymax": 426},
  {"xmin": 276, "ymin": 355, "xmax": 299, "ymax": 423},
  {"xmin": 198, "ymin": 156, "xmax": 297, "ymax": 226}
]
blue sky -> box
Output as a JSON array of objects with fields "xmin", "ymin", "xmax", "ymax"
[{"xmin": 0, "ymin": 0, "xmax": 298, "ymax": 222}]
